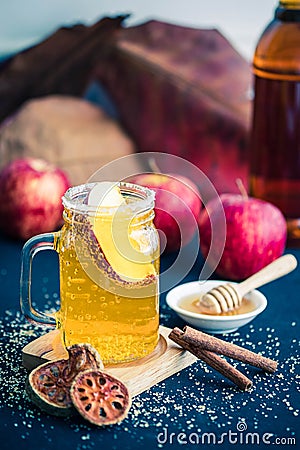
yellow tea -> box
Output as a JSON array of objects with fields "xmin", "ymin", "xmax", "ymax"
[
  {"xmin": 20, "ymin": 182, "xmax": 160, "ymax": 364},
  {"xmin": 56, "ymin": 247, "xmax": 159, "ymax": 364},
  {"xmin": 55, "ymin": 183, "xmax": 160, "ymax": 364}
]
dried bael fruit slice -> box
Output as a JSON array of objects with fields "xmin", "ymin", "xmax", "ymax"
[
  {"xmin": 88, "ymin": 182, "xmax": 156, "ymax": 282},
  {"xmin": 66, "ymin": 343, "xmax": 104, "ymax": 377},
  {"xmin": 71, "ymin": 370, "xmax": 131, "ymax": 426},
  {"xmin": 27, "ymin": 359, "xmax": 75, "ymax": 416},
  {"xmin": 75, "ymin": 212, "xmax": 158, "ymax": 292},
  {"xmin": 26, "ymin": 343, "xmax": 103, "ymax": 416}
]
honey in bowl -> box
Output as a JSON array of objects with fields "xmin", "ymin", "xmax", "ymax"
[{"xmin": 178, "ymin": 293, "xmax": 256, "ymax": 316}]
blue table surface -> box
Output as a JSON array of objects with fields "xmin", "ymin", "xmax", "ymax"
[{"xmin": 0, "ymin": 232, "xmax": 299, "ymax": 450}]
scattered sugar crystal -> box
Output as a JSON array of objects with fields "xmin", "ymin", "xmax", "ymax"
[{"xmin": 0, "ymin": 306, "xmax": 298, "ymax": 446}]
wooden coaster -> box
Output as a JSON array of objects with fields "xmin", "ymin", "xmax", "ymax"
[{"xmin": 22, "ymin": 326, "xmax": 197, "ymax": 397}]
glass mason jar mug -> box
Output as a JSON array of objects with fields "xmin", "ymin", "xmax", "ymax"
[{"xmin": 20, "ymin": 182, "xmax": 160, "ymax": 364}]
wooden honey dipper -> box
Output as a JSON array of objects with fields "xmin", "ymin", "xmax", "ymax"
[{"xmin": 199, "ymin": 254, "xmax": 297, "ymax": 314}]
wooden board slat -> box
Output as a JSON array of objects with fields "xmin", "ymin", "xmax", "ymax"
[{"xmin": 22, "ymin": 326, "xmax": 197, "ymax": 397}]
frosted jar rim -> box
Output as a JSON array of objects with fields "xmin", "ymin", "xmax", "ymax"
[{"xmin": 62, "ymin": 182, "xmax": 155, "ymax": 216}]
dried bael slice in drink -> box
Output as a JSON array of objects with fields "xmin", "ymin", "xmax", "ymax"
[
  {"xmin": 88, "ymin": 182, "xmax": 157, "ymax": 282},
  {"xmin": 76, "ymin": 214, "xmax": 157, "ymax": 289},
  {"xmin": 26, "ymin": 343, "xmax": 103, "ymax": 416},
  {"xmin": 71, "ymin": 369, "xmax": 131, "ymax": 426}
]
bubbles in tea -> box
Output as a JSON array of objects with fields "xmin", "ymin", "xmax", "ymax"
[{"xmin": 56, "ymin": 184, "xmax": 159, "ymax": 364}]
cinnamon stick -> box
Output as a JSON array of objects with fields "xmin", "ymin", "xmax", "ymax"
[
  {"xmin": 169, "ymin": 327, "xmax": 253, "ymax": 391},
  {"xmin": 182, "ymin": 326, "xmax": 278, "ymax": 373}
]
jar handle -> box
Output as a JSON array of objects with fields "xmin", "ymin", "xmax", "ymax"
[{"xmin": 20, "ymin": 232, "xmax": 59, "ymax": 326}]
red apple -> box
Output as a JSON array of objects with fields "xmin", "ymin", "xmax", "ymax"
[
  {"xmin": 0, "ymin": 158, "xmax": 71, "ymax": 240},
  {"xmin": 198, "ymin": 193, "xmax": 287, "ymax": 280},
  {"xmin": 127, "ymin": 173, "xmax": 202, "ymax": 252}
]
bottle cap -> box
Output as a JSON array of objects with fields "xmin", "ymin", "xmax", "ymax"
[{"xmin": 279, "ymin": 0, "xmax": 300, "ymax": 7}]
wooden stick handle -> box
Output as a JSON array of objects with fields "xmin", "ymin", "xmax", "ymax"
[{"xmin": 236, "ymin": 254, "xmax": 297, "ymax": 298}]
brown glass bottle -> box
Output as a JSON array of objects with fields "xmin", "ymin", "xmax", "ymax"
[{"xmin": 250, "ymin": 0, "xmax": 300, "ymax": 245}]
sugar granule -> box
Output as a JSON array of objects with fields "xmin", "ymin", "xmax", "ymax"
[{"xmin": 0, "ymin": 307, "xmax": 299, "ymax": 447}]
